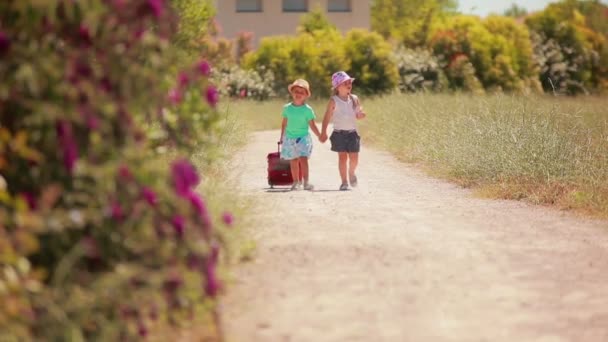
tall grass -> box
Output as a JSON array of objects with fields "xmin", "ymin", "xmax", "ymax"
[{"xmin": 361, "ymin": 93, "xmax": 608, "ymax": 217}]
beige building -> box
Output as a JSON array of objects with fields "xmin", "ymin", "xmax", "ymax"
[{"xmin": 214, "ymin": 0, "xmax": 371, "ymax": 46}]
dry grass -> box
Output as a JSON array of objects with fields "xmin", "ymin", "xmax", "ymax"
[{"xmin": 360, "ymin": 93, "xmax": 608, "ymax": 218}]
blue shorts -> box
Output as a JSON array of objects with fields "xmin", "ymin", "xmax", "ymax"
[{"xmin": 281, "ymin": 134, "xmax": 313, "ymax": 160}]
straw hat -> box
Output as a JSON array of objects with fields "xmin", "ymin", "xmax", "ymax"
[{"xmin": 287, "ymin": 79, "xmax": 311, "ymax": 97}]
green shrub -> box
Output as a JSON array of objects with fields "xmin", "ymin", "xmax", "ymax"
[
  {"xmin": 343, "ymin": 29, "xmax": 399, "ymax": 95},
  {"xmin": 526, "ymin": 2, "xmax": 608, "ymax": 94},
  {"xmin": 0, "ymin": 1, "xmax": 232, "ymax": 340},
  {"xmin": 430, "ymin": 15, "xmax": 538, "ymax": 92}
]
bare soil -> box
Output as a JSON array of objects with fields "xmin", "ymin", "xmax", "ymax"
[{"xmin": 220, "ymin": 130, "xmax": 608, "ymax": 342}]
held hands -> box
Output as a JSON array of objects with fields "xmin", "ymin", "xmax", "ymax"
[{"xmin": 319, "ymin": 132, "xmax": 328, "ymax": 143}]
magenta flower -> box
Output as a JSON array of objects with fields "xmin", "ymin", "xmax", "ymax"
[
  {"xmin": 171, "ymin": 159, "xmax": 199, "ymax": 197},
  {"xmin": 22, "ymin": 192, "xmax": 37, "ymax": 210},
  {"xmin": 0, "ymin": 31, "xmax": 10, "ymax": 55},
  {"xmin": 204, "ymin": 261, "xmax": 220, "ymax": 297},
  {"xmin": 56, "ymin": 120, "xmax": 78, "ymax": 173},
  {"xmin": 168, "ymin": 88, "xmax": 182, "ymax": 105},
  {"xmin": 110, "ymin": 201, "xmax": 124, "ymax": 221},
  {"xmin": 147, "ymin": 0, "xmax": 164, "ymax": 18},
  {"xmin": 197, "ymin": 60, "xmax": 211, "ymax": 76},
  {"xmin": 205, "ymin": 86, "xmax": 219, "ymax": 107},
  {"xmin": 138, "ymin": 323, "xmax": 148, "ymax": 337},
  {"xmin": 141, "ymin": 187, "xmax": 158, "ymax": 206},
  {"xmin": 178, "ymin": 72, "xmax": 190, "ymax": 88},
  {"xmin": 222, "ymin": 211, "xmax": 234, "ymax": 226},
  {"xmin": 117, "ymin": 165, "xmax": 133, "ymax": 181},
  {"xmin": 171, "ymin": 215, "xmax": 185, "ymax": 238},
  {"xmin": 78, "ymin": 24, "xmax": 92, "ymax": 46},
  {"xmin": 187, "ymin": 191, "xmax": 212, "ymax": 230},
  {"xmin": 163, "ymin": 274, "xmax": 182, "ymax": 293}
]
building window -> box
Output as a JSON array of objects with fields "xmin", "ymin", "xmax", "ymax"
[
  {"xmin": 328, "ymin": 0, "xmax": 351, "ymax": 12},
  {"xmin": 236, "ymin": 0, "xmax": 262, "ymax": 12},
  {"xmin": 283, "ymin": 0, "xmax": 307, "ymax": 12}
]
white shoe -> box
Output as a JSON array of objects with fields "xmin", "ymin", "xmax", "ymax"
[{"xmin": 290, "ymin": 182, "xmax": 301, "ymax": 191}]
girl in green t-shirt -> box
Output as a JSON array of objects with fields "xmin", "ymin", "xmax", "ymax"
[{"xmin": 279, "ymin": 79, "xmax": 321, "ymax": 191}]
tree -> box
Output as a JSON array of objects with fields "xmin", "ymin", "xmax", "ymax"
[
  {"xmin": 371, "ymin": 0, "xmax": 458, "ymax": 47},
  {"xmin": 504, "ymin": 3, "xmax": 528, "ymax": 17}
]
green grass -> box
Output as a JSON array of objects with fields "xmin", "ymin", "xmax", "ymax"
[{"xmin": 227, "ymin": 94, "xmax": 608, "ymax": 218}]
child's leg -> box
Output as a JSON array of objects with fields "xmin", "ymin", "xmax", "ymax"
[
  {"xmin": 348, "ymin": 152, "xmax": 359, "ymax": 177},
  {"xmin": 338, "ymin": 152, "xmax": 348, "ymax": 185},
  {"xmin": 290, "ymin": 159, "xmax": 300, "ymax": 184},
  {"xmin": 299, "ymin": 157, "xmax": 309, "ymax": 183}
]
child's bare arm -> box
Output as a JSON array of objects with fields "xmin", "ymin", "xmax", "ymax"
[
  {"xmin": 280, "ymin": 117, "xmax": 287, "ymax": 142},
  {"xmin": 354, "ymin": 96, "xmax": 366, "ymax": 119},
  {"xmin": 321, "ymin": 99, "xmax": 335, "ymax": 135},
  {"xmin": 309, "ymin": 120, "xmax": 321, "ymax": 138}
]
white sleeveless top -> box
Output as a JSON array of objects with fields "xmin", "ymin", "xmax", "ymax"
[{"xmin": 331, "ymin": 95, "xmax": 359, "ymax": 131}]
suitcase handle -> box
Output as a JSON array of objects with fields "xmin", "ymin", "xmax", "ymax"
[{"xmin": 277, "ymin": 141, "xmax": 281, "ymax": 153}]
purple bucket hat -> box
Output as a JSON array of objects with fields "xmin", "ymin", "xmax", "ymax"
[{"xmin": 331, "ymin": 71, "xmax": 355, "ymax": 89}]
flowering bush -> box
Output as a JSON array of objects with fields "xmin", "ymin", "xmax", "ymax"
[
  {"xmin": 393, "ymin": 47, "xmax": 448, "ymax": 92},
  {"xmin": 0, "ymin": 0, "xmax": 230, "ymax": 340},
  {"xmin": 214, "ymin": 65, "xmax": 275, "ymax": 100}
]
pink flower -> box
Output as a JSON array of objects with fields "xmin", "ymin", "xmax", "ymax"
[
  {"xmin": 163, "ymin": 274, "xmax": 182, "ymax": 293},
  {"xmin": 187, "ymin": 191, "xmax": 212, "ymax": 230},
  {"xmin": 168, "ymin": 88, "xmax": 182, "ymax": 105},
  {"xmin": 205, "ymin": 86, "xmax": 219, "ymax": 107},
  {"xmin": 171, "ymin": 215, "xmax": 185, "ymax": 238},
  {"xmin": 110, "ymin": 201, "xmax": 124, "ymax": 221},
  {"xmin": 22, "ymin": 192, "xmax": 37, "ymax": 210},
  {"xmin": 171, "ymin": 159, "xmax": 199, "ymax": 197},
  {"xmin": 0, "ymin": 31, "xmax": 10, "ymax": 54},
  {"xmin": 178, "ymin": 72, "xmax": 190, "ymax": 88},
  {"xmin": 117, "ymin": 165, "xmax": 133, "ymax": 181},
  {"xmin": 78, "ymin": 24, "xmax": 92, "ymax": 46},
  {"xmin": 222, "ymin": 212, "xmax": 234, "ymax": 226},
  {"xmin": 147, "ymin": 0, "xmax": 164, "ymax": 18},
  {"xmin": 197, "ymin": 60, "xmax": 211, "ymax": 76},
  {"xmin": 138, "ymin": 323, "xmax": 148, "ymax": 337},
  {"xmin": 56, "ymin": 120, "xmax": 78, "ymax": 173},
  {"xmin": 204, "ymin": 261, "xmax": 220, "ymax": 297},
  {"xmin": 141, "ymin": 187, "xmax": 158, "ymax": 206}
]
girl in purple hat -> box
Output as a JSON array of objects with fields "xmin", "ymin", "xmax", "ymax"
[{"xmin": 320, "ymin": 71, "xmax": 366, "ymax": 191}]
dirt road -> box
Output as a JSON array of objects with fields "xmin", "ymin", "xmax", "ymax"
[{"xmin": 221, "ymin": 130, "xmax": 608, "ymax": 342}]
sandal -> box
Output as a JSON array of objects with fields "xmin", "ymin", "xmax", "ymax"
[
  {"xmin": 349, "ymin": 174, "xmax": 358, "ymax": 187},
  {"xmin": 339, "ymin": 183, "xmax": 349, "ymax": 191}
]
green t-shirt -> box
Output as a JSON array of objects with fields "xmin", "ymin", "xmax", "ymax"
[{"xmin": 282, "ymin": 103, "xmax": 315, "ymax": 139}]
